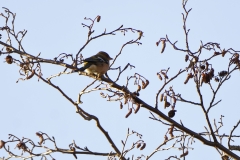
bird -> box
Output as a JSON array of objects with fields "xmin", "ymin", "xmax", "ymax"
[{"xmin": 79, "ymin": 51, "xmax": 113, "ymax": 78}]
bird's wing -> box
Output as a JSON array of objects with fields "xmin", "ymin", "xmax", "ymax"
[
  {"xmin": 83, "ymin": 56, "xmax": 107, "ymax": 63},
  {"xmin": 79, "ymin": 62, "xmax": 92, "ymax": 71}
]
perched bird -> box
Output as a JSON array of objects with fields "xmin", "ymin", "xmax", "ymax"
[{"xmin": 79, "ymin": 51, "xmax": 113, "ymax": 78}]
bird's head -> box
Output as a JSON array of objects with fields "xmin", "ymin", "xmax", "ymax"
[{"xmin": 97, "ymin": 51, "xmax": 113, "ymax": 60}]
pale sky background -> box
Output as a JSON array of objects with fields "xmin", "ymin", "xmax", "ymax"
[{"xmin": 1, "ymin": 1, "xmax": 240, "ymax": 160}]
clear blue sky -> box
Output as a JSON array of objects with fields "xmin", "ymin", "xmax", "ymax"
[{"xmin": 1, "ymin": 1, "xmax": 240, "ymax": 159}]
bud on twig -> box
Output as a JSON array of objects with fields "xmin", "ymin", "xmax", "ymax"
[
  {"xmin": 201, "ymin": 73, "xmax": 210, "ymax": 86},
  {"xmin": 137, "ymin": 85, "xmax": 141, "ymax": 92},
  {"xmin": 142, "ymin": 80, "xmax": 149, "ymax": 89},
  {"xmin": 5, "ymin": 55, "xmax": 13, "ymax": 64},
  {"xmin": 134, "ymin": 104, "xmax": 140, "ymax": 114},
  {"xmin": 161, "ymin": 40, "xmax": 166, "ymax": 53},
  {"xmin": 222, "ymin": 49, "xmax": 227, "ymax": 57},
  {"xmin": 168, "ymin": 110, "xmax": 177, "ymax": 118},
  {"xmin": 36, "ymin": 132, "xmax": 44, "ymax": 145},
  {"xmin": 120, "ymin": 101, "xmax": 123, "ymax": 109},
  {"xmin": 138, "ymin": 31, "xmax": 143, "ymax": 40},
  {"xmin": 161, "ymin": 71, "xmax": 168, "ymax": 79},
  {"xmin": 96, "ymin": 15, "xmax": 101, "ymax": 22},
  {"xmin": 160, "ymin": 93, "xmax": 164, "ymax": 102},
  {"xmin": 157, "ymin": 73, "xmax": 162, "ymax": 80},
  {"xmin": 164, "ymin": 101, "xmax": 171, "ymax": 108},
  {"xmin": 136, "ymin": 143, "xmax": 141, "ymax": 149},
  {"xmin": 184, "ymin": 73, "xmax": 193, "ymax": 84},
  {"xmin": 16, "ymin": 142, "xmax": 28, "ymax": 151},
  {"xmin": 140, "ymin": 143, "xmax": 146, "ymax": 150},
  {"xmin": 185, "ymin": 54, "xmax": 189, "ymax": 62},
  {"xmin": 214, "ymin": 51, "xmax": 221, "ymax": 55},
  {"xmin": 219, "ymin": 71, "xmax": 228, "ymax": 77},
  {"xmin": 125, "ymin": 108, "xmax": 132, "ymax": 118},
  {"xmin": 0, "ymin": 140, "xmax": 5, "ymax": 149}
]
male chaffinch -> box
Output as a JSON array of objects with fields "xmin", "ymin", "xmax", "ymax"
[{"xmin": 79, "ymin": 51, "xmax": 113, "ymax": 77}]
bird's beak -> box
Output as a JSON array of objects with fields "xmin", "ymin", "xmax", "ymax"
[{"xmin": 109, "ymin": 57, "xmax": 113, "ymax": 60}]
